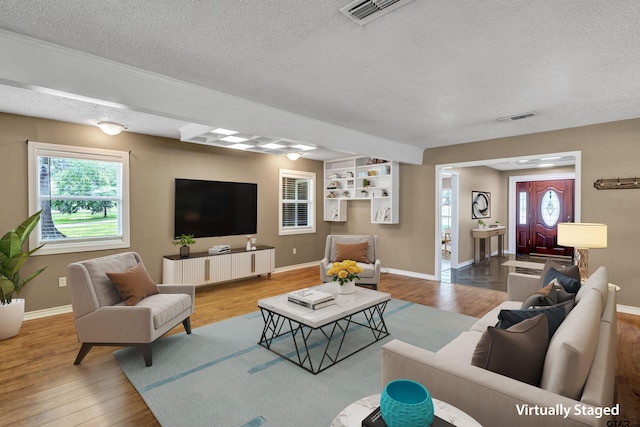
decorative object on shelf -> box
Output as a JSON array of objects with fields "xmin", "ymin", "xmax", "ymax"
[
  {"xmin": 363, "ymin": 178, "xmax": 370, "ymax": 188},
  {"xmin": 342, "ymin": 191, "xmax": 350, "ymax": 197},
  {"xmin": 172, "ymin": 234, "xmax": 196, "ymax": 258},
  {"xmin": 0, "ymin": 210, "xmax": 47, "ymax": 340},
  {"xmin": 361, "ymin": 190, "xmax": 369, "ymax": 197},
  {"xmin": 328, "ymin": 207, "xmax": 339, "ymax": 220},
  {"xmin": 471, "ymin": 190, "xmax": 491, "ymax": 219},
  {"xmin": 327, "ymin": 181, "xmax": 339, "ymax": 189},
  {"xmin": 477, "ymin": 219, "xmax": 486, "ymax": 229},
  {"xmin": 327, "ymin": 260, "xmax": 362, "ymax": 295},
  {"xmin": 380, "ymin": 379, "xmax": 434, "ymax": 427},
  {"xmin": 593, "ymin": 177, "xmax": 640, "ymax": 190},
  {"xmin": 557, "ymin": 223, "xmax": 607, "ymax": 280},
  {"xmin": 251, "ymin": 237, "xmax": 257, "ymax": 250},
  {"xmin": 327, "ymin": 191, "xmax": 337, "ymax": 198},
  {"xmin": 246, "ymin": 236, "xmax": 252, "ymax": 251}
]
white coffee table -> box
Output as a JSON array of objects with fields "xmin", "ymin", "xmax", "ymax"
[
  {"xmin": 331, "ymin": 394, "xmax": 482, "ymax": 427},
  {"xmin": 258, "ymin": 283, "xmax": 391, "ymax": 374}
]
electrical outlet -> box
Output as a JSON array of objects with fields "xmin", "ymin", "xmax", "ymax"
[
  {"xmin": 292, "ymin": 248, "xmax": 297, "ymax": 255},
  {"xmin": 58, "ymin": 277, "xmax": 67, "ymax": 287}
]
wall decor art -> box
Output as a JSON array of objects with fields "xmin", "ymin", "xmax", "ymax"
[{"xmin": 472, "ymin": 191, "xmax": 491, "ymax": 219}]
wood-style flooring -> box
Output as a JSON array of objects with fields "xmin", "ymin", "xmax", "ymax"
[{"xmin": 0, "ymin": 267, "xmax": 638, "ymax": 426}]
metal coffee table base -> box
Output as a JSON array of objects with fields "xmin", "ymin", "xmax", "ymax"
[{"xmin": 258, "ymin": 301, "xmax": 389, "ymax": 374}]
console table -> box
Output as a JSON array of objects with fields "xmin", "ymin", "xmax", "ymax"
[
  {"xmin": 472, "ymin": 226, "xmax": 505, "ymax": 265},
  {"xmin": 162, "ymin": 245, "xmax": 274, "ymax": 286}
]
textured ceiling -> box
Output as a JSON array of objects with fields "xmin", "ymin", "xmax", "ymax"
[{"xmin": 0, "ymin": 1, "xmax": 639, "ymax": 163}]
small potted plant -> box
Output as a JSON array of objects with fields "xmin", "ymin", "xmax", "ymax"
[
  {"xmin": 0, "ymin": 211, "xmax": 47, "ymax": 340},
  {"xmin": 477, "ymin": 219, "xmax": 486, "ymax": 229},
  {"xmin": 172, "ymin": 234, "xmax": 196, "ymax": 258}
]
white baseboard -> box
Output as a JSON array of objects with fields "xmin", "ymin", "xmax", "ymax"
[
  {"xmin": 384, "ymin": 267, "xmax": 437, "ymax": 281},
  {"xmin": 24, "ymin": 304, "xmax": 72, "ymax": 321},
  {"xmin": 274, "ymin": 261, "xmax": 319, "ymax": 273},
  {"xmin": 617, "ymin": 304, "xmax": 640, "ymax": 316}
]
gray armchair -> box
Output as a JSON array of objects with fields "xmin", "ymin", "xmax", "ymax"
[
  {"xmin": 319, "ymin": 235, "xmax": 381, "ymax": 290},
  {"xmin": 67, "ymin": 251, "xmax": 194, "ymax": 367}
]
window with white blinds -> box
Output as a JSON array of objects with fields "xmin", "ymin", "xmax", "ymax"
[
  {"xmin": 279, "ymin": 169, "xmax": 315, "ymax": 235},
  {"xmin": 27, "ymin": 141, "xmax": 130, "ymax": 255}
]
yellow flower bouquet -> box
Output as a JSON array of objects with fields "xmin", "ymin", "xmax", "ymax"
[{"xmin": 327, "ymin": 260, "xmax": 363, "ymax": 286}]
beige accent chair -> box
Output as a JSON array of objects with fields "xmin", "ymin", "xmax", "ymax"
[
  {"xmin": 319, "ymin": 235, "xmax": 381, "ymax": 290},
  {"xmin": 67, "ymin": 252, "xmax": 195, "ymax": 367}
]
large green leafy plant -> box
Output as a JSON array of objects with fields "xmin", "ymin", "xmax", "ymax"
[{"xmin": 0, "ymin": 211, "xmax": 47, "ymax": 305}]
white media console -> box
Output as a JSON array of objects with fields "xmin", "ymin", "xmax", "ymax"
[{"xmin": 162, "ymin": 245, "xmax": 275, "ymax": 287}]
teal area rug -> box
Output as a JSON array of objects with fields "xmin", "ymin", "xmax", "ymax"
[{"xmin": 115, "ymin": 299, "xmax": 476, "ymax": 427}]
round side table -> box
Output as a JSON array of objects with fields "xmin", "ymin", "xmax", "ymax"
[{"xmin": 330, "ymin": 394, "xmax": 481, "ymax": 427}]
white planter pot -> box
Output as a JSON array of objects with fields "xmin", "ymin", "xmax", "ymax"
[
  {"xmin": 0, "ymin": 298, "xmax": 25, "ymax": 340},
  {"xmin": 337, "ymin": 281, "xmax": 356, "ymax": 295}
]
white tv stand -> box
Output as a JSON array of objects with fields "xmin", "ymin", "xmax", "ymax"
[{"xmin": 162, "ymin": 245, "xmax": 275, "ymax": 287}]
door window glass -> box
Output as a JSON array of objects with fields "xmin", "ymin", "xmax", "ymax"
[{"xmin": 540, "ymin": 190, "xmax": 560, "ymax": 226}]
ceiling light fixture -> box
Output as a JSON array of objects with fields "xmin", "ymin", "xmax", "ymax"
[
  {"xmin": 228, "ymin": 143, "xmax": 252, "ymax": 150},
  {"xmin": 211, "ymin": 128, "xmax": 238, "ymax": 135},
  {"xmin": 262, "ymin": 143, "xmax": 286, "ymax": 150},
  {"xmin": 221, "ymin": 135, "xmax": 249, "ymax": 143},
  {"xmin": 292, "ymin": 144, "xmax": 316, "ymax": 151},
  {"xmin": 537, "ymin": 163, "xmax": 555, "ymax": 168},
  {"xmin": 286, "ymin": 152, "xmax": 302, "ymax": 161},
  {"xmin": 97, "ymin": 121, "xmax": 127, "ymax": 135}
]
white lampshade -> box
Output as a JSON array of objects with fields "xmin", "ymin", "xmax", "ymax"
[
  {"xmin": 286, "ymin": 152, "xmax": 302, "ymax": 161},
  {"xmin": 557, "ymin": 223, "xmax": 607, "ymax": 249}
]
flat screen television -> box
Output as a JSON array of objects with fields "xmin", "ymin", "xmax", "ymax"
[{"xmin": 174, "ymin": 178, "xmax": 257, "ymax": 238}]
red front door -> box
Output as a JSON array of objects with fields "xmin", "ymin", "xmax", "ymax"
[{"xmin": 516, "ymin": 179, "xmax": 574, "ymax": 256}]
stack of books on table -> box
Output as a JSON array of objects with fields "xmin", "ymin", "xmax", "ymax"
[
  {"xmin": 287, "ymin": 288, "xmax": 335, "ymax": 310},
  {"xmin": 362, "ymin": 407, "xmax": 455, "ymax": 427}
]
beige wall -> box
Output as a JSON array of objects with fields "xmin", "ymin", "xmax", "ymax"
[{"xmin": 0, "ymin": 113, "xmax": 329, "ymax": 311}]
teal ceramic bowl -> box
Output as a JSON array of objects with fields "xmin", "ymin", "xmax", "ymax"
[{"xmin": 379, "ymin": 379, "xmax": 434, "ymax": 427}]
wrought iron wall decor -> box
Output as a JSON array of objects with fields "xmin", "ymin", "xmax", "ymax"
[{"xmin": 593, "ymin": 177, "xmax": 640, "ymax": 190}]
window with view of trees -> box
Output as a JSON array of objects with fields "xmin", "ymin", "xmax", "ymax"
[
  {"xmin": 279, "ymin": 169, "xmax": 315, "ymax": 235},
  {"xmin": 28, "ymin": 142, "xmax": 130, "ymax": 255}
]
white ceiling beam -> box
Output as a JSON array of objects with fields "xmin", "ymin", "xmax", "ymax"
[{"xmin": 0, "ymin": 30, "xmax": 424, "ymax": 164}]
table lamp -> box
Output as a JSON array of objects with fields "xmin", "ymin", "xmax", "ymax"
[{"xmin": 557, "ymin": 223, "xmax": 607, "ymax": 280}]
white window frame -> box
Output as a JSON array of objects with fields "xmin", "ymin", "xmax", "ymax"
[
  {"xmin": 27, "ymin": 141, "xmax": 130, "ymax": 255},
  {"xmin": 279, "ymin": 169, "xmax": 316, "ymax": 235}
]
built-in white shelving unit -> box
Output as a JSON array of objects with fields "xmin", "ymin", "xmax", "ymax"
[{"xmin": 323, "ymin": 157, "xmax": 399, "ymax": 224}]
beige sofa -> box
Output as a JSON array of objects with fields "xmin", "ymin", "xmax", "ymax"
[{"xmin": 381, "ymin": 266, "xmax": 617, "ymax": 427}]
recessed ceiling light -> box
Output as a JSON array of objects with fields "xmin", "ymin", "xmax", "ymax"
[
  {"xmin": 537, "ymin": 163, "xmax": 555, "ymax": 168},
  {"xmin": 221, "ymin": 135, "xmax": 249, "ymax": 143},
  {"xmin": 211, "ymin": 128, "xmax": 238, "ymax": 135},
  {"xmin": 228, "ymin": 143, "xmax": 252, "ymax": 150},
  {"xmin": 517, "ymin": 159, "xmax": 530, "ymax": 163},
  {"xmin": 262, "ymin": 143, "xmax": 285, "ymax": 150},
  {"xmin": 293, "ymin": 144, "xmax": 315, "ymax": 151}
]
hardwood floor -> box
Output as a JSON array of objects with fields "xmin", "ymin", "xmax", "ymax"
[{"xmin": 0, "ymin": 267, "xmax": 637, "ymax": 426}]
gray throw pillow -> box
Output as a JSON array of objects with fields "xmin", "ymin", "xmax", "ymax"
[
  {"xmin": 540, "ymin": 260, "xmax": 580, "ymax": 289},
  {"xmin": 496, "ymin": 304, "xmax": 567, "ymax": 339},
  {"xmin": 472, "ymin": 314, "xmax": 549, "ymax": 386},
  {"xmin": 544, "ymin": 267, "xmax": 581, "ymax": 293}
]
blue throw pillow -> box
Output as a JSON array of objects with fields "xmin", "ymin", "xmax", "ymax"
[
  {"xmin": 544, "ymin": 267, "xmax": 581, "ymax": 293},
  {"xmin": 496, "ymin": 304, "xmax": 567, "ymax": 340}
]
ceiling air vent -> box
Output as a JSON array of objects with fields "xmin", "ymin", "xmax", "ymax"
[
  {"xmin": 498, "ymin": 112, "xmax": 537, "ymax": 122},
  {"xmin": 340, "ymin": 0, "xmax": 415, "ymax": 26}
]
